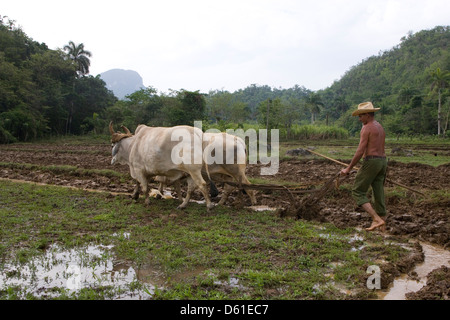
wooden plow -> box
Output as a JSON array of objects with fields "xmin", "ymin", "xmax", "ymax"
[
  {"xmin": 210, "ymin": 148, "xmax": 425, "ymax": 220},
  {"xmin": 211, "ymin": 171, "xmax": 351, "ymax": 220},
  {"xmin": 305, "ymin": 148, "xmax": 425, "ymax": 196}
]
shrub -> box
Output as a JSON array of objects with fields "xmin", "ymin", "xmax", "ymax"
[{"xmin": 293, "ymin": 125, "xmax": 349, "ymax": 140}]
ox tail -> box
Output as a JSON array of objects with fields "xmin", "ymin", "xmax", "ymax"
[
  {"xmin": 210, "ymin": 181, "xmax": 219, "ymax": 198},
  {"xmin": 202, "ymin": 138, "xmax": 219, "ymax": 198},
  {"xmin": 202, "ymin": 137, "xmax": 213, "ymax": 182}
]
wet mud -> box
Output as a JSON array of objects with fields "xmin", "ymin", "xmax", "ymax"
[
  {"xmin": 247, "ymin": 160, "xmax": 449, "ymax": 249},
  {"xmin": 0, "ymin": 143, "xmax": 449, "ymax": 299},
  {"xmin": 380, "ymin": 243, "xmax": 450, "ymax": 300}
]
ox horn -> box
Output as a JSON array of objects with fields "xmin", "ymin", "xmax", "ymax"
[
  {"xmin": 109, "ymin": 121, "xmax": 115, "ymax": 135},
  {"xmin": 110, "ymin": 121, "xmax": 133, "ymax": 143},
  {"xmin": 121, "ymin": 125, "xmax": 131, "ymax": 135}
]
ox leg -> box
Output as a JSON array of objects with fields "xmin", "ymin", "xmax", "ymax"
[
  {"xmin": 218, "ymin": 183, "xmax": 234, "ymax": 206},
  {"xmin": 177, "ymin": 175, "xmax": 213, "ymax": 211},
  {"xmin": 155, "ymin": 182, "xmax": 164, "ymax": 200},
  {"xmin": 217, "ymin": 176, "xmax": 257, "ymax": 206},
  {"xmin": 201, "ymin": 185, "xmax": 214, "ymax": 211},
  {"xmin": 134, "ymin": 173, "xmax": 150, "ymax": 206},
  {"xmin": 242, "ymin": 177, "xmax": 257, "ymax": 206},
  {"xmin": 131, "ymin": 182, "xmax": 141, "ymax": 200},
  {"xmin": 159, "ymin": 180, "xmax": 183, "ymax": 201},
  {"xmin": 190, "ymin": 173, "xmax": 214, "ymax": 211},
  {"xmin": 154, "ymin": 176, "xmax": 167, "ymax": 200},
  {"xmin": 245, "ymin": 188, "xmax": 257, "ymax": 206},
  {"xmin": 157, "ymin": 178, "xmax": 183, "ymax": 201},
  {"xmin": 174, "ymin": 180, "xmax": 183, "ymax": 201},
  {"xmin": 177, "ymin": 178, "xmax": 195, "ymax": 209},
  {"xmin": 143, "ymin": 184, "xmax": 151, "ymax": 206}
]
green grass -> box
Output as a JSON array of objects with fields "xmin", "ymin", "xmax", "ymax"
[
  {"xmin": 1, "ymin": 134, "xmax": 446, "ymax": 299},
  {"xmin": 279, "ymin": 138, "xmax": 449, "ymax": 167},
  {"xmin": 0, "ymin": 179, "xmax": 414, "ymax": 300},
  {"xmin": 26, "ymin": 134, "xmax": 111, "ymax": 146}
]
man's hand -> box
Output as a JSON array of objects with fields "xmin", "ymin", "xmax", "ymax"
[{"xmin": 340, "ymin": 167, "xmax": 351, "ymax": 176}]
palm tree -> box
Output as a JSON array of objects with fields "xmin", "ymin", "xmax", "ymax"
[
  {"xmin": 63, "ymin": 41, "xmax": 92, "ymax": 133},
  {"xmin": 398, "ymin": 86, "xmax": 418, "ymax": 105},
  {"xmin": 430, "ymin": 67, "xmax": 450, "ymax": 136},
  {"xmin": 306, "ymin": 93, "xmax": 324, "ymax": 124},
  {"xmin": 333, "ymin": 96, "xmax": 348, "ymax": 114},
  {"xmin": 63, "ymin": 41, "xmax": 92, "ymax": 77}
]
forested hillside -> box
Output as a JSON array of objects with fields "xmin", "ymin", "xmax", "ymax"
[
  {"xmin": 1, "ymin": 14, "xmax": 449, "ymax": 143},
  {"xmin": 0, "ymin": 16, "xmax": 212, "ymax": 143},
  {"xmin": 0, "ymin": 16, "xmax": 116, "ymax": 143},
  {"xmin": 206, "ymin": 26, "xmax": 450, "ymax": 137},
  {"xmin": 320, "ymin": 25, "xmax": 450, "ymax": 136}
]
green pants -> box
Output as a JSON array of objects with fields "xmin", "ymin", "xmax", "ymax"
[{"xmin": 352, "ymin": 158, "xmax": 387, "ymax": 216}]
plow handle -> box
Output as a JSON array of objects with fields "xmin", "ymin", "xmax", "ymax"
[{"xmin": 305, "ymin": 148, "xmax": 425, "ymax": 196}]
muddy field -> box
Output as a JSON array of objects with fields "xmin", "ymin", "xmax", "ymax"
[
  {"xmin": 1, "ymin": 143, "xmax": 448, "ymax": 246},
  {"xmin": 0, "ymin": 142, "xmax": 449, "ymax": 299},
  {"xmin": 249, "ymin": 159, "xmax": 449, "ymax": 248}
]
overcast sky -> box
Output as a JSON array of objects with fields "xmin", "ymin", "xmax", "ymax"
[{"xmin": 2, "ymin": 0, "xmax": 450, "ymax": 93}]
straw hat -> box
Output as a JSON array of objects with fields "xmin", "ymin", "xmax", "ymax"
[{"xmin": 352, "ymin": 102, "xmax": 380, "ymax": 116}]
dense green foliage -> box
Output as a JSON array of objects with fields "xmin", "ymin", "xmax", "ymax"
[
  {"xmin": 0, "ymin": 17, "xmax": 116, "ymax": 142},
  {"xmin": 204, "ymin": 26, "xmax": 450, "ymax": 137},
  {"xmin": 1, "ymin": 14, "xmax": 449, "ymax": 142},
  {"xmin": 321, "ymin": 26, "xmax": 450, "ymax": 136},
  {"xmin": 104, "ymin": 87, "xmax": 208, "ymax": 133},
  {"xmin": 207, "ymin": 26, "xmax": 450, "ymax": 138}
]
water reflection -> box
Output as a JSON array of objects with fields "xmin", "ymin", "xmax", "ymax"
[
  {"xmin": 380, "ymin": 242, "xmax": 450, "ymax": 300},
  {"xmin": 0, "ymin": 244, "xmax": 153, "ymax": 299}
]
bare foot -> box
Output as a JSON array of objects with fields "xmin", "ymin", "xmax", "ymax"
[{"xmin": 365, "ymin": 220, "xmax": 386, "ymax": 231}]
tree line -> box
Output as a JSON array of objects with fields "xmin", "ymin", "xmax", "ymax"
[
  {"xmin": 0, "ymin": 16, "xmax": 116, "ymax": 143},
  {"xmin": 1, "ymin": 15, "xmax": 449, "ymax": 143},
  {"xmin": 320, "ymin": 26, "xmax": 450, "ymax": 137},
  {"xmin": 96, "ymin": 25, "xmax": 450, "ymax": 139}
]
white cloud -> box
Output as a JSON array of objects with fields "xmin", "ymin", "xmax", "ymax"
[{"xmin": 2, "ymin": 0, "xmax": 449, "ymax": 93}]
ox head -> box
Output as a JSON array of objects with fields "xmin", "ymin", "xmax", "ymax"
[{"xmin": 109, "ymin": 121, "xmax": 133, "ymax": 165}]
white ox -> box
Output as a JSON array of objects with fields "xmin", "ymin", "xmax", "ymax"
[
  {"xmin": 109, "ymin": 122, "xmax": 214, "ymax": 211},
  {"xmin": 156, "ymin": 132, "xmax": 257, "ymax": 206}
]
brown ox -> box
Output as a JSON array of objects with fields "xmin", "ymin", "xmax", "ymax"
[{"xmin": 109, "ymin": 122, "xmax": 214, "ymax": 211}]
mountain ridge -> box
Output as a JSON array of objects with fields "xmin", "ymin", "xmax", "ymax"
[{"xmin": 99, "ymin": 69, "xmax": 145, "ymax": 99}]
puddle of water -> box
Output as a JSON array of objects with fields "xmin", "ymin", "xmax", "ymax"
[
  {"xmin": 214, "ymin": 277, "xmax": 247, "ymax": 290},
  {"xmin": 0, "ymin": 244, "xmax": 155, "ymax": 299},
  {"xmin": 380, "ymin": 242, "xmax": 450, "ymax": 300},
  {"xmin": 112, "ymin": 232, "xmax": 131, "ymax": 239},
  {"xmin": 245, "ymin": 205, "xmax": 277, "ymax": 212},
  {"xmin": 318, "ymin": 232, "xmax": 365, "ymax": 252}
]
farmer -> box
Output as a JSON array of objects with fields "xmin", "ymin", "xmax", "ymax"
[{"xmin": 340, "ymin": 102, "xmax": 387, "ymax": 231}]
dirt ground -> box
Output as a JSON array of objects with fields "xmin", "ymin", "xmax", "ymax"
[
  {"xmin": 405, "ymin": 266, "xmax": 449, "ymax": 300},
  {"xmin": 0, "ymin": 142, "xmax": 449, "ymax": 299},
  {"xmin": 0, "ymin": 143, "xmax": 448, "ymax": 247},
  {"xmin": 248, "ymin": 159, "xmax": 450, "ymax": 248}
]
